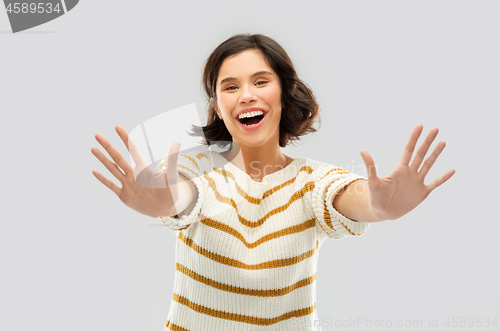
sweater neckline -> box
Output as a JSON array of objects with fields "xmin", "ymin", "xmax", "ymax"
[{"xmin": 210, "ymin": 151, "xmax": 303, "ymax": 185}]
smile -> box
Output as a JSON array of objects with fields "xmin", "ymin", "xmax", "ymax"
[{"xmin": 236, "ymin": 111, "xmax": 267, "ymax": 131}]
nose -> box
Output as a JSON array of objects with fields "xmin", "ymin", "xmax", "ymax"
[{"xmin": 238, "ymin": 83, "xmax": 257, "ymax": 104}]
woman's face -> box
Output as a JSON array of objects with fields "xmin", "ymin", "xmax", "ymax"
[{"xmin": 215, "ymin": 49, "xmax": 282, "ymax": 149}]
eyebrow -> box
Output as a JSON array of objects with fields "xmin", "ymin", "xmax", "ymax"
[{"xmin": 219, "ymin": 71, "xmax": 273, "ymax": 86}]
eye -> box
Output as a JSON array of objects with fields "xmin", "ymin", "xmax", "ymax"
[
  {"xmin": 256, "ymin": 81, "xmax": 267, "ymax": 86},
  {"xmin": 225, "ymin": 86, "xmax": 237, "ymax": 91}
]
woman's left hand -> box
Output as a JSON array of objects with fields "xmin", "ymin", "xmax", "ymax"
[{"xmin": 359, "ymin": 124, "xmax": 455, "ymax": 221}]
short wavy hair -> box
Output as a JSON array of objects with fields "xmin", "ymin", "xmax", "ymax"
[{"xmin": 189, "ymin": 33, "xmax": 321, "ymax": 148}]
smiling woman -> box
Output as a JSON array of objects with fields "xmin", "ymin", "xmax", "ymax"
[
  {"xmin": 91, "ymin": 33, "xmax": 454, "ymax": 331},
  {"xmin": 152, "ymin": 34, "xmax": 372, "ymax": 331}
]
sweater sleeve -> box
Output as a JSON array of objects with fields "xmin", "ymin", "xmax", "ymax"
[
  {"xmin": 157, "ymin": 150, "xmax": 208, "ymax": 231},
  {"xmin": 311, "ymin": 165, "xmax": 370, "ymax": 240}
]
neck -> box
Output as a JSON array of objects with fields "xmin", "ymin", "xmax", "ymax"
[{"xmin": 223, "ymin": 141, "xmax": 291, "ymax": 182}]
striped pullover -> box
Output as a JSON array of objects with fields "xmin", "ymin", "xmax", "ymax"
[{"xmin": 158, "ymin": 149, "xmax": 370, "ymax": 331}]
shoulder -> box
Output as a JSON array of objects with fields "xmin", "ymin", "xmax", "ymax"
[
  {"xmin": 163, "ymin": 147, "xmax": 213, "ymax": 179},
  {"xmin": 297, "ymin": 157, "xmax": 353, "ymax": 181},
  {"xmin": 296, "ymin": 156, "xmax": 331, "ymax": 172}
]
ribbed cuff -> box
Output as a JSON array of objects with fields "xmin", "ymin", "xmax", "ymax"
[
  {"xmin": 312, "ymin": 173, "xmax": 370, "ymax": 239},
  {"xmin": 159, "ymin": 169, "xmax": 206, "ymax": 231}
]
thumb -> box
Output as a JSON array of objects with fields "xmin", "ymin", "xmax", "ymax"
[
  {"xmin": 165, "ymin": 141, "xmax": 182, "ymax": 189},
  {"xmin": 360, "ymin": 150, "xmax": 378, "ymax": 180}
]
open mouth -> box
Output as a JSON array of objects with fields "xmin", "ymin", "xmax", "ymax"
[{"xmin": 237, "ymin": 113, "xmax": 265, "ymax": 126}]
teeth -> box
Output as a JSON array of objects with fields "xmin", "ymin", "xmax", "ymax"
[{"xmin": 238, "ymin": 110, "xmax": 264, "ymax": 119}]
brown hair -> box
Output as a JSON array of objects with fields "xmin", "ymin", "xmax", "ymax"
[{"xmin": 189, "ymin": 33, "xmax": 321, "ymax": 148}]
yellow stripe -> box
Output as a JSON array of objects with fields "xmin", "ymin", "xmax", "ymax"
[
  {"xmin": 195, "ymin": 152, "xmax": 208, "ymax": 161},
  {"xmin": 175, "ymin": 263, "xmax": 316, "ymax": 297},
  {"xmin": 199, "ymin": 217, "xmax": 316, "ymax": 248},
  {"xmin": 177, "ymin": 164, "xmax": 199, "ymax": 178},
  {"xmin": 205, "ymin": 174, "xmax": 316, "ymax": 228},
  {"xmin": 320, "ymin": 167, "xmax": 349, "ymax": 179},
  {"xmin": 165, "ymin": 320, "xmax": 189, "ymax": 331},
  {"xmin": 182, "ymin": 153, "xmax": 204, "ymax": 172},
  {"xmin": 155, "ymin": 152, "xmax": 205, "ymax": 172},
  {"xmin": 172, "ymin": 293, "xmax": 317, "ymax": 326},
  {"xmin": 210, "ymin": 165, "xmax": 314, "ymax": 203},
  {"xmin": 160, "ymin": 152, "xmax": 356, "ymax": 237},
  {"xmin": 316, "ymin": 214, "xmax": 332, "ymax": 236},
  {"xmin": 177, "ymin": 231, "xmax": 320, "ymax": 270}
]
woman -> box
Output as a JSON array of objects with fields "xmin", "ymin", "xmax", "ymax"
[{"xmin": 91, "ymin": 34, "xmax": 455, "ymax": 330}]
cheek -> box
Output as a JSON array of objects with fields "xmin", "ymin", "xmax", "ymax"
[
  {"xmin": 219, "ymin": 93, "xmax": 237, "ymax": 109},
  {"xmin": 263, "ymin": 86, "xmax": 282, "ymax": 106}
]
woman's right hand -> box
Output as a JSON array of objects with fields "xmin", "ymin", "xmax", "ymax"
[{"xmin": 91, "ymin": 125, "xmax": 193, "ymax": 218}]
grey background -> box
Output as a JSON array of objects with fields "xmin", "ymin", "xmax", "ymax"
[{"xmin": 1, "ymin": 1, "xmax": 498, "ymax": 331}]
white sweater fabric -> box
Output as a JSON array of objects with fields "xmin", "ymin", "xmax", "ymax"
[{"xmin": 158, "ymin": 150, "xmax": 370, "ymax": 331}]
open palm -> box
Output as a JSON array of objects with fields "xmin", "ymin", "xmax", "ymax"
[
  {"xmin": 360, "ymin": 125, "xmax": 455, "ymax": 221},
  {"xmin": 91, "ymin": 125, "xmax": 185, "ymax": 218}
]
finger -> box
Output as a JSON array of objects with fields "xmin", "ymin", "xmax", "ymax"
[
  {"xmin": 410, "ymin": 127, "xmax": 439, "ymax": 172},
  {"xmin": 91, "ymin": 146, "xmax": 126, "ymax": 182},
  {"xmin": 115, "ymin": 125, "xmax": 129, "ymax": 150},
  {"xmin": 399, "ymin": 124, "xmax": 424, "ymax": 166},
  {"xmin": 418, "ymin": 141, "xmax": 446, "ymax": 178},
  {"xmin": 360, "ymin": 150, "xmax": 378, "ymax": 180},
  {"xmin": 115, "ymin": 125, "xmax": 148, "ymax": 172},
  {"xmin": 95, "ymin": 132, "xmax": 133, "ymax": 176},
  {"xmin": 92, "ymin": 169, "xmax": 122, "ymax": 197},
  {"xmin": 426, "ymin": 168, "xmax": 456, "ymax": 193}
]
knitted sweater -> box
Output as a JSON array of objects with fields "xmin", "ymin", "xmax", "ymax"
[{"xmin": 158, "ymin": 150, "xmax": 370, "ymax": 331}]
